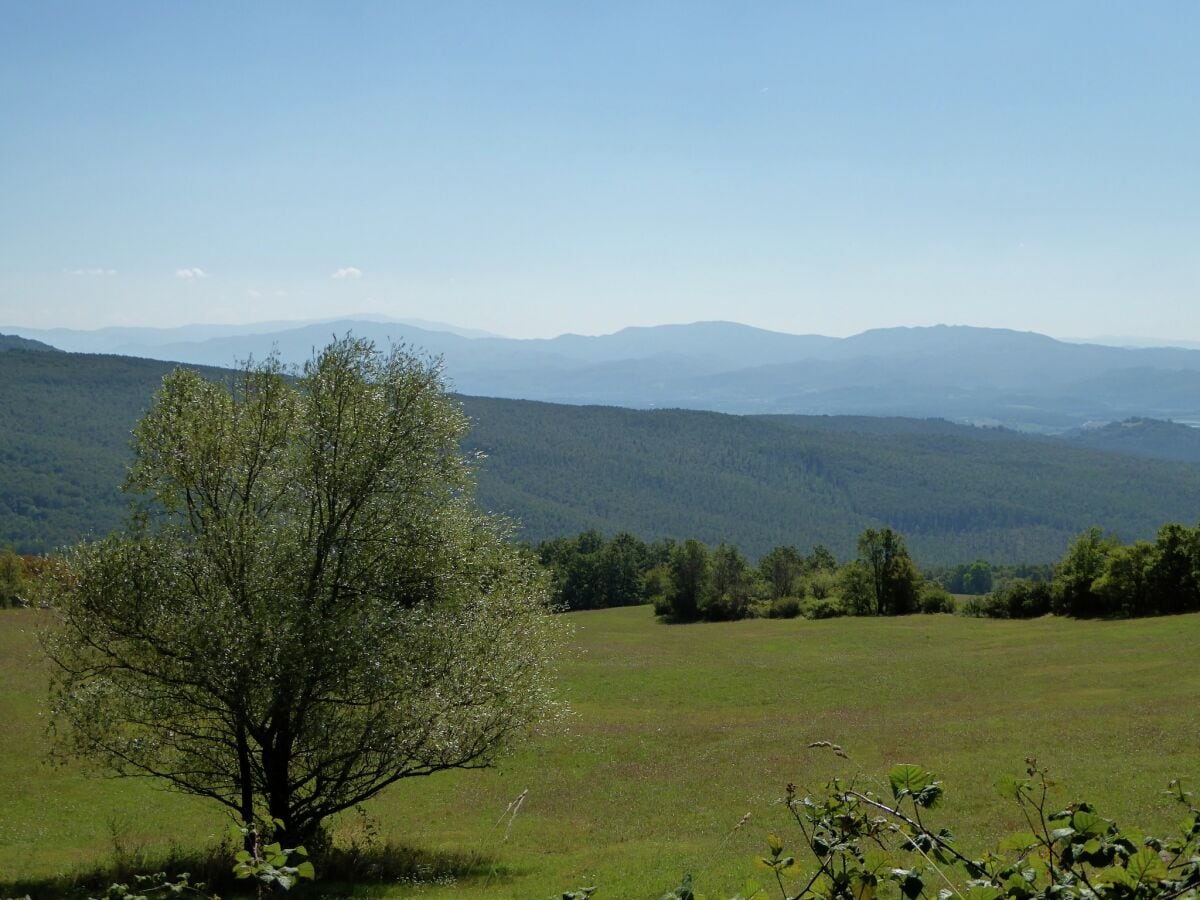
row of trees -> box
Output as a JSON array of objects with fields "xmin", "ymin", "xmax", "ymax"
[
  {"xmin": 539, "ymin": 520, "xmax": 1200, "ymax": 622},
  {"xmin": 536, "ymin": 527, "xmax": 953, "ymax": 622},
  {"xmin": 535, "ymin": 531, "xmax": 843, "ymax": 618},
  {"xmin": 977, "ymin": 522, "xmax": 1200, "ymax": 619}
]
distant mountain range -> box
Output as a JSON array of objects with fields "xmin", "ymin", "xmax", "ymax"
[
  {"xmin": 7, "ymin": 319, "xmax": 1200, "ymax": 430},
  {"xmin": 4, "ymin": 342, "xmax": 1200, "ymax": 564}
]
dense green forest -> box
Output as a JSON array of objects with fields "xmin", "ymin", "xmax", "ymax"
[
  {"xmin": 5, "ymin": 346, "xmax": 1200, "ymax": 564},
  {"xmin": 0, "ymin": 349, "xmax": 234, "ymax": 551},
  {"xmin": 462, "ymin": 397, "xmax": 1200, "ymax": 564}
]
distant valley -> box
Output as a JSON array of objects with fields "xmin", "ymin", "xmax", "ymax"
[{"xmin": 10, "ymin": 318, "xmax": 1200, "ymax": 431}]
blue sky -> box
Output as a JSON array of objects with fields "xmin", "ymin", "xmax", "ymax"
[{"xmin": 1, "ymin": 2, "xmax": 1197, "ymax": 339}]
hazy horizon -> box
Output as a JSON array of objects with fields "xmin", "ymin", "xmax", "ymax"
[{"xmin": 8, "ymin": 313, "xmax": 1200, "ymax": 352}]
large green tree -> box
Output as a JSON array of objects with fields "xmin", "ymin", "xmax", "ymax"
[
  {"xmin": 851, "ymin": 527, "xmax": 922, "ymax": 615},
  {"xmin": 46, "ymin": 339, "xmax": 562, "ymax": 847}
]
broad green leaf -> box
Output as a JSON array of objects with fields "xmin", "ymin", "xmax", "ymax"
[
  {"xmin": 996, "ymin": 775, "xmax": 1027, "ymax": 800},
  {"xmin": 1098, "ymin": 866, "xmax": 1132, "ymax": 888},
  {"xmin": 915, "ymin": 783, "xmax": 944, "ymax": 809},
  {"xmin": 890, "ymin": 764, "xmax": 933, "ymax": 800},
  {"xmin": 767, "ymin": 832, "xmax": 783, "ymax": 856},
  {"xmin": 1072, "ymin": 810, "xmax": 1106, "ymax": 836},
  {"xmin": 999, "ymin": 831, "xmax": 1038, "ymax": 852},
  {"xmin": 1125, "ymin": 848, "xmax": 1167, "ymax": 885}
]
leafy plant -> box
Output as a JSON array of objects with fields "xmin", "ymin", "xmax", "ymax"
[
  {"xmin": 753, "ymin": 752, "xmax": 1200, "ymax": 900},
  {"xmin": 230, "ymin": 822, "xmax": 315, "ymax": 894},
  {"xmin": 561, "ymin": 754, "xmax": 1199, "ymax": 900}
]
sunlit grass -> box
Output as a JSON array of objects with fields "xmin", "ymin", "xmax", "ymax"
[{"xmin": 2, "ymin": 606, "xmax": 1198, "ymax": 897}]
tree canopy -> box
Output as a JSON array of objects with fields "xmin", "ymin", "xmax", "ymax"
[{"xmin": 46, "ymin": 339, "xmax": 562, "ymax": 846}]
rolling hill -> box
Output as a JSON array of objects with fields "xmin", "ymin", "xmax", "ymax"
[{"xmin": 4, "ymin": 346, "xmax": 1200, "ymax": 564}]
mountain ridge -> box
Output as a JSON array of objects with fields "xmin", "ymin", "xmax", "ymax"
[{"xmin": 8, "ymin": 320, "xmax": 1200, "ymax": 430}]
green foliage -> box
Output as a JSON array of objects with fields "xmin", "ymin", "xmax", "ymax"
[
  {"xmin": 0, "ymin": 351, "xmax": 235, "ymax": 554},
  {"xmin": 916, "ymin": 582, "xmax": 956, "ymax": 614},
  {"xmin": 806, "ymin": 568, "xmax": 839, "ymax": 601},
  {"xmin": 0, "ymin": 549, "xmax": 24, "ymax": 608},
  {"xmin": 46, "ymin": 339, "xmax": 564, "ymax": 850},
  {"xmin": 1053, "ymin": 527, "xmax": 1122, "ymax": 617},
  {"xmin": 703, "ymin": 542, "xmax": 755, "ymax": 621},
  {"xmin": 936, "ymin": 560, "xmax": 996, "ymax": 594},
  {"xmin": 967, "ymin": 521, "xmax": 1200, "ymax": 620},
  {"xmin": 629, "ymin": 756, "xmax": 1200, "ymax": 900},
  {"xmin": 760, "ymin": 546, "xmax": 807, "ymax": 600},
  {"xmin": 666, "ymin": 539, "xmax": 711, "ymax": 621},
  {"xmin": 856, "ymin": 528, "xmax": 923, "ymax": 616},
  {"xmin": 14, "ymin": 347, "xmax": 1200, "ymax": 565},
  {"xmin": 230, "ymin": 822, "xmax": 315, "ymax": 892},
  {"xmin": 767, "ymin": 596, "xmax": 804, "ymax": 619},
  {"xmin": 801, "ymin": 596, "xmax": 847, "ymax": 620},
  {"xmin": 537, "ymin": 530, "xmax": 671, "ymax": 610},
  {"xmin": 462, "ymin": 398, "xmax": 1200, "ymax": 566},
  {"xmin": 86, "ymin": 871, "xmax": 211, "ymax": 899}
]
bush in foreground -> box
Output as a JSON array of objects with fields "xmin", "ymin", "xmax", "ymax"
[{"xmin": 559, "ymin": 751, "xmax": 1200, "ymax": 900}]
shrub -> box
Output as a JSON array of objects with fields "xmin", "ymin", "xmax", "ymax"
[
  {"xmin": 802, "ymin": 596, "xmax": 846, "ymax": 619},
  {"xmin": 917, "ymin": 582, "xmax": 956, "ymax": 614},
  {"xmin": 0, "ymin": 549, "xmax": 24, "ymax": 609},
  {"xmin": 567, "ymin": 754, "xmax": 1200, "ymax": 900},
  {"xmin": 806, "ymin": 569, "xmax": 838, "ymax": 600},
  {"xmin": 766, "ymin": 596, "xmax": 802, "ymax": 619}
]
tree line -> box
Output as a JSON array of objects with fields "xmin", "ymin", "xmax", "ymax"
[
  {"xmin": 536, "ymin": 521, "xmax": 1200, "ymax": 622},
  {"xmin": 534, "ymin": 527, "xmax": 954, "ymax": 621},
  {"xmin": 969, "ymin": 522, "xmax": 1200, "ymax": 619}
]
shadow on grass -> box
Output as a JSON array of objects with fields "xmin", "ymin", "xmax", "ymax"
[{"xmin": 0, "ymin": 841, "xmax": 499, "ymax": 899}]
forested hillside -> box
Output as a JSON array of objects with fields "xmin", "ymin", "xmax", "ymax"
[
  {"xmin": 4, "ymin": 349, "xmax": 1200, "ymax": 563},
  {"xmin": 460, "ymin": 398, "xmax": 1200, "ymax": 563},
  {"xmin": 1062, "ymin": 417, "xmax": 1200, "ymax": 463},
  {"xmin": 0, "ymin": 333, "xmax": 57, "ymax": 353},
  {"xmin": 0, "ymin": 351, "xmax": 232, "ymax": 551}
]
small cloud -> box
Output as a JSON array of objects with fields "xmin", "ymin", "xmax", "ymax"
[
  {"xmin": 274, "ymin": 289, "xmax": 288, "ymax": 297},
  {"xmin": 175, "ymin": 267, "xmax": 207, "ymax": 280},
  {"xmin": 246, "ymin": 288, "xmax": 262, "ymax": 298},
  {"xmin": 331, "ymin": 266, "xmax": 363, "ymax": 280},
  {"xmin": 68, "ymin": 267, "xmax": 117, "ymax": 276}
]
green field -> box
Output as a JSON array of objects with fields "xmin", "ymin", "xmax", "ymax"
[{"xmin": 3, "ymin": 606, "xmax": 1199, "ymax": 897}]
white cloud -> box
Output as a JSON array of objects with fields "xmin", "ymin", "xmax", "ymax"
[
  {"xmin": 175, "ymin": 267, "xmax": 207, "ymax": 280},
  {"xmin": 246, "ymin": 288, "xmax": 262, "ymax": 298},
  {"xmin": 274, "ymin": 289, "xmax": 288, "ymax": 297},
  {"xmin": 68, "ymin": 267, "xmax": 117, "ymax": 276},
  {"xmin": 331, "ymin": 266, "xmax": 363, "ymax": 280}
]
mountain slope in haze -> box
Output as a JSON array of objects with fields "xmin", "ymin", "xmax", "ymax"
[
  {"xmin": 11, "ymin": 320, "xmax": 1200, "ymax": 430},
  {"xmin": 4, "ymin": 315, "xmax": 496, "ymax": 356},
  {"xmin": 1063, "ymin": 418, "xmax": 1200, "ymax": 464},
  {"xmin": 0, "ymin": 333, "xmax": 58, "ymax": 353},
  {"xmin": 5, "ymin": 348, "xmax": 1200, "ymax": 564}
]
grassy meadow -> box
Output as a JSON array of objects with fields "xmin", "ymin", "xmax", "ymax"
[{"xmin": 2, "ymin": 605, "xmax": 1199, "ymax": 898}]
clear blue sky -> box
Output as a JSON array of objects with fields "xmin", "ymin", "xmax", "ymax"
[{"xmin": 1, "ymin": 2, "xmax": 1197, "ymax": 339}]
